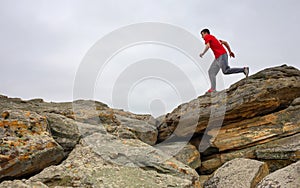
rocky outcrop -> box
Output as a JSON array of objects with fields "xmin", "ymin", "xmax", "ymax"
[
  {"xmin": 0, "ymin": 65, "xmax": 299, "ymax": 187},
  {"xmin": 256, "ymin": 160, "xmax": 300, "ymax": 188},
  {"xmin": 0, "ymin": 110, "xmax": 64, "ymax": 180},
  {"xmin": 203, "ymin": 158, "xmax": 269, "ymax": 188},
  {"xmin": 158, "ymin": 65, "xmax": 300, "ymax": 174},
  {"xmin": 158, "ymin": 65, "xmax": 300, "ymax": 140},
  {"xmin": 0, "ymin": 95, "xmax": 200, "ymax": 186}
]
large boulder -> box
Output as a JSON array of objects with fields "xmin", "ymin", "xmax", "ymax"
[
  {"xmin": 82, "ymin": 132, "xmax": 199, "ymax": 179},
  {"xmin": 204, "ymin": 158, "xmax": 269, "ymax": 188},
  {"xmin": 0, "ymin": 110, "xmax": 64, "ymax": 180},
  {"xmin": 29, "ymin": 132, "xmax": 201, "ymax": 187},
  {"xmin": 256, "ymin": 160, "xmax": 300, "ymax": 188}
]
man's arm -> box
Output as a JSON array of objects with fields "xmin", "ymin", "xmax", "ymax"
[
  {"xmin": 220, "ymin": 40, "xmax": 235, "ymax": 58},
  {"xmin": 200, "ymin": 43, "xmax": 210, "ymax": 58}
]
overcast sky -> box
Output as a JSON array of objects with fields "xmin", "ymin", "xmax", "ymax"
[{"xmin": 1, "ymin": 0, "xmax": 299, "ymax": 117}]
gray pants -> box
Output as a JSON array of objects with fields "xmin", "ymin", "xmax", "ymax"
[{"xmin": 209, "ymin": 53, "xmax": 244, "ymax": 90}]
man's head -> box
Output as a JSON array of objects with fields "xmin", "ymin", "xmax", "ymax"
[{"xmin": 201, "ymin": 28, "xmax": 210, "ymax": 38}]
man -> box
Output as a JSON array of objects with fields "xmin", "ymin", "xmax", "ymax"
[{"xmin": 199, "ymin": 28, "xmax": 249, "ymax": 93}]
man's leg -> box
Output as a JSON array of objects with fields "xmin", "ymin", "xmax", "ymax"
[
  {"xmin": 218, "ymin": 54, "xmax": 245, "ymax": 74},
  {"xmin": 208, "ymin": 59, "xmax": 220, "ymax": 90}
]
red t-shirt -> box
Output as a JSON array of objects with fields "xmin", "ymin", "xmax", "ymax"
[{"xmin": 204, "ymin": 34, "xmax": 227, "ymax": 59}]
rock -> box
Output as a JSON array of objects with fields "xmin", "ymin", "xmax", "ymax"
[
  {"xmin": 157, "ymin": 142, "xmax": 201, "ymax": 169},
  {"xmin": 1, "ymin": 111, "xmax": 9, "ymax": 119},
  {"xmin": 209, "ymin": 96, "xmax": 300, "ymax": 151},
  {"xmin": 262, "ymin": 160, "xmax": 296, "ymax": 174},
  {"xmin": 0, "ymin": 179, "xmax": 48, "ymax": 188},
  {"xmin": 199, "ymin": 97, "xmax": 300, "ymax": 174},
  {"xmin": 0, "ymin": 94, "xmax": 7, "ymax": 99},
  {"xmin": 30, "ymin": 137, "xmax": 201, "ymax": 188},
  {"xmin": 255, "ymin": 141, "xmax": 300, "ymax": 161},
  {"xmin": 0, "ymin": 110, "xmax": 64, "ymax": 180},
  {"xmin": 51, "ymin": 100, "xmax": 158, "ymax": 145},
  {"xmin": 200, "ymin": 133, "xmax": 300, "ymax": 174},
  {"xmin": 204, "ymin": 158, "xmax": 269, "ymax": 188},
  {"xmin": 158, "ymin": 65, "xmax": 300, "ymax": 141},
  {"xmin": 200, "ymin": 156, "xmax": 223, "ymax": 174},
  {"xmin": 256, "ymin": 160, "xmax": 300, "ymax": 188},
  {"xmin": 44, "ymin": 113, "xmax": 81, "ymax": 155},
  {"xmin": 76, "ymin": 121, "xmax": 107, "ymax": 139},
  {"xmin": 27, "ymin": 98, "xmax": 44, "ymax": 103},
  {"xmin": 113, "ymin": 114, "xmax": 158, "ymax": 145},
  {"xmin": 199, "ymin": 175, "xmax": 210, "ymax": 188},
  {"xmin": 83, "ymin": 132, "xmax": 199, "ymax": 179}
]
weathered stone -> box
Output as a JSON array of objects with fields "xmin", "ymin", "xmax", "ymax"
[
  {"xmin": 76, "ymin": 120, "xmax": 107, "ymax": 138},
  {"xmin": 158, "ymin": 142, "xmax": 201, "ymax": 169},
  {"xmin": 199, "ymin": 175, "xmax": 210, "ymax": 188},
  {"xmin": 209, "ymin": 98, "xmax": 300, "ymax": 151},
  {"xmin": 255, "ymin": 144, "xmax": 300, "ymax": 161},
  {"xmin": 256, "ymin": 160, "xmax": 300, "ymax": 188},
  {"xmin": 30, "ymin": 138, "xmax": 201, "ymax": 188},
  {"xmin": 0, "ymin": 110, "xmax": 64, "ymax": 180},
  {"xmin": 0, "ymin": 179, "xmax": 48, "ymax": 188},
  {"xmin": 204, "ymin": 158, "xmax": 269, "ymax": 188},
  {"xmin": 262, "ymin": 160, "xmax": 296, "ymax": 173},
  {"xmin": 83, "ymin": 132, "xmax": 199, "ymax": 179},
  {"xmin": 200, "ymin": 133, "xmax": 300, "ymax": 174},
  {"xmin": 113, "ymin": 114, "xmax": 158, "ymax": 145},
  {"xmin": 50, "ymin": 100, "xmax": 158, "ymax": 145},
  {"xmin": 44, "ymin": 113, "xmax": 81, "ymax": 155},
  {"xmin": 200, "ymin": 155, "xmax": 223, "ymax": 174}
]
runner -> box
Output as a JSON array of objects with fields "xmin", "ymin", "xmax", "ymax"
[{"xmin": 199, "ymin": 28, "xmax": 249, "ymax": 93}]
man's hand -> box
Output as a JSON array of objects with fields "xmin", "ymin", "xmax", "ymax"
[
  {"xmin": 200, "ymin": 43, "xmax": 210, "ymax": 58},
  {"xmin": 221, "ymin": 40, "xmax": 235, "ymax": 58},
  {"xmin": 229, "ymin": 51, "xmax": 235, "ymax": 58}
]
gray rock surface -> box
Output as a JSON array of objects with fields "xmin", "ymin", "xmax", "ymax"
[
  {"xmin": 157, "ymin": 142, "xmax": 201, "ymax": 169},
  {"xmin": 0, "ymin": 179, "xmax": 48, "ymax": 188},
  {"xmin": 82, "ymin": 132, "xmax": 199, "ymax": 178},
  {"xmin": 44, "ymin": 113, "xmax": 81, "ymax": 155},
  {"xmin": 113, "ymin": 114, "xmax": 158, "ymax": 145},
  {"xmin": 256, "ymin": 160, "xmax": 300, "ymax": 188},
  {"xmin": 204, "ymin": 158, "xmax": 269, "ymax": 188},
  {"xmin": 30, "ymin": 138, "xmax": 201, "ymax": 188}
]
